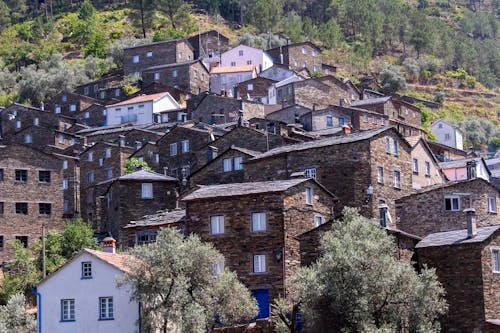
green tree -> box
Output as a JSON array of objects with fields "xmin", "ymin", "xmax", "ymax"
[
  {"xmin": 35, "ymin": 230, "xmax": 66, "ymax": 275},
  {"xmin": 155, "ymin": 0, "xmax": 191, "ymax": 30},
  {"xmin": 124, "ymin": 157, "xmax": 153, "ymax": 174},
  {"xmin": 0, "ymin": 294, "xmax": 37, "ymax": 332},
  {"xmin": 119, "ymin": 228, "xmax": 258, "ymax": 333},
  {"xmin": 458, "ymin": 117, "xmax": 500, "ymax": 148},
  {"xmin": 379, "ymin": 66, "xmax": 407, "ymax": 93},
  {"xmin": 61, "ymin": 218, "xmax": 98, "ymax": 259},
  {"xmin": 246, "ymin": 0, "xmax": 283, "ymax": 33},
  {"xmin": 318, "ymin": 18, "xmax": 343, "ymax": 49},
  {"xmin": 0, "ymin": 0, "xmax": 11, "ymax": 31},
  {"xmin": 280, "ymin": 208, "xmax": 447, "ymax": 332}
]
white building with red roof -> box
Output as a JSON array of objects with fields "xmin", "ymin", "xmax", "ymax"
[
  {"xmin": 35, "ymin": 238, "xmax": 140, "ymax": 333},
  {"xmin": 105, "ymin": 91, "xmax": 181, "ymax": 126}
]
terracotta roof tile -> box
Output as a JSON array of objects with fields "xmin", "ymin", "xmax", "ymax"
[
  {"xmin": 107, "ymin": 92, "xmax": 171, "ymax": 108},
  {"xmin": 210, "ymin": 65, "xmax": 256, "ymax": 74}
]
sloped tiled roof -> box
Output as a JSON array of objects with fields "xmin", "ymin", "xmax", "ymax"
[
  {"xmin": 107, "ymin": 92, "xmax": 172, "ymax": 108},
  {"xmin": 118, "ymin": 169, "xmax": 178, "ymax": 181},
  {"xmin": 350, "ymin": 96, "xmax": 391, "ymax": 107},
  {"xmin": 85, "ymin": 249, "xmax": 135, "ymax": 273},
  {"xmin": 125, "ymin": 209, "xmax": 186, "ymax": 228},
  {"xmin": 439, "ymin": 157, "xmax": 484, "ymax": 169},
  {"xmin": 210, "ymin": 65, "xmax": 256, "ymax": 74},
  {"xmin": 415, "ymin": 225, "xmax": 500, "ymax": 248},
  {"xmin": 182, "ymin": 178, "xmax": 311, "ymax": 201}
]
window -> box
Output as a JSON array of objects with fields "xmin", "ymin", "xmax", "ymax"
[
  {"xmin": 304, "ymin": 168, "xmax": 317, "ymax": 179},
  {"xmin": 444, "ymin": 133, "xmax": 450, "ymax": 141},
  {"xmin": 372, "ymin": 115, "xmax": 377, "ymax": 124},
  {"xmin": 238, "ymin": 50, "xmax": 244, "ymax": 56},
  {"xmin": 61, "ymin": 299, "xmax": 75, "ymax": 321},
  {"xmin": 413, "ymin": 159, "xmax": 419, "ymax": 173},
  {"xmin": 54, "ymin": 106, "xmax": 61, "ymax": 114},
  {"xmin": 39, "ymin": 203, "xmax": 51, "ymax": 216},
  {"xmin": 33, "ymin": 117, "xmax": 39, "ymax": 125},
  {"xmin": 24, "ymin": 134, "xmax": 32, "ymax": 144},
  {"xmin": 172, "ymin": 69, "xmax": 178, "ymax": 77},
  {"xmin": 181, "ymin": 140, "xmax": 189, "ymax": 153},
  {"xmin": 488, "ymin": 197, "xmax": 497, "ymax": 213},
  {"xmin": 178, "ymin": 51, "xmax": 183, "ymax": 59},
  {"xmin": 81, "ymin": 261, "xmax": 92, "ymax": 278},
  {"xmin": 64, "ymin": 200, "xmax": 69, "ymax": 213},
  {"xmin": 39, "ymin": 171, "xmax": 51, "ymax": 183},
  {"xmin": 105, "ymin": 168, "xmax": 113, "ymax": 180},
  {"xmin": 315, "ymin": 215, "xmax": 323, "ymax": 227},
  {"xmin": 0, "ymin": 235, "xmax": 3, "ymax": 249},
  {"xmin": 88, "ymin": 152, "xmax": 93, "ymax": 162},
  {"xmin": 247, "ymin": 83, "xmax": 254, "ymax": 91},
  {"xmin": 246, "ymin": 60, "xmax": 252, "ymax": 65},
  {"xmin": 492, "ymin": 249, "xmax": 500, "ymax": 273},
  {"xmin": 99, "ymin": 158, "xmax": 103, "ymax": 167},
  {"xmin": 16, "ymin": 236, "xmax": 28, "ymax": 248},
  {"xmin": 105, "ymin": 148, "xmax": 111, "ymax": 158},
  {"xmin": 141, "ymin": 183, "xmax": 153, "ymax": 199},
  {"xmin": 213, "ymin": 259, "xmax": 225, "ymax": 275},
  {"xmin": 63, "ymin": 160, "xmax": 68, "ymax": 170},
  {"xmin": 100, "ymin": 91, "xmax": 106, "ymax": 99},
  {"xmin": 338, "ymin": 117, "xmax": 345, "ymax": 127},
  {"xmin": 69, "ymin": 104, "xmax": 76, "ymax": 112},
  {"xmin": 381, "ymin": 117, "xmax": 386, "ymax": 126},
  {"xmin": 63, "ymin": 179, "xmax": 68, "ymax": 190},
  {"xmin": 154, "ymin": 153, "xmax": 160, "ymax": 164},
  {"xmin": 99, "ymin": 297, "xmax": 114, "ymax": 320},
  {"xmin": 223, "ymin": 158, "xmax": 232, "ymax": 172},
  {"xmin": 393, "ymin": 171, "xmax": 401, "ymax": 189},
  {"xmin": 301, "ymin": 47, "xmax": 306, "ymax": 54},
  {"xmin": 132, "ymin": 55, "xmax": 139, "ymax": 63},
  {"xmin": 306, "ymin": 187, "xmax": 313, "ymax": 205},
  {"xmin": 154, "ymin": 72, "xmax": 160, "ymax": 81},
  {"xmin": 84, "ymin": 87, "xmax": 89, "ymax": 95},
  {"xmin": 253, "ymin": 254, "xmax": 266, "ymax": 273},
  {"xmin": 70, "ymin": 138, "xmax": 75, "ymax": 145},
  {"xmin": 234, "ymin": 157, "xmax": 244, "ymax": 171},
  {"xmin": 210, "ymin": 215, "xmax": 224, "ymax": 235},
  {"xmin": 84, "ymin": 112, "xmax": 90, "ymax": 119},
  {"xmin": 136, "ymin": 230, "xmax": 157, "ymax": 245},
  {"xmin": 59, "ymin": 134, "xmax": 65, "ymax": 144},
  {"xmin": 444, "ymin": 196, "xmax": 460, "ymax": 211},
  {"xmin": 15, "ymin": 203, "xmax": 28, "ymax": 215},
  {"xmin": 115, "ymin": 88, "xmax": 120, "ymax": 97},
  {"xmin": 326, "ymin": 116, "xmax": 333, "ymax": 127},
  {"xmin": 251, "ymin": 212, "xmax": 266, "ymax": 232},
  {"xmin": 0, "ymin": 169, "xmax": 3, "ymax": 181},
  {"xmin": 15, "ymin": 169, "xmax": 27, "ymax": 182},
  {"xmin": 393, "ymin": 140, "xmax": 398, "ymax": 155},
  {"xmin": 425, "ymin": 161, "xmax": 431, "ymax": 176},
  {"xmin": 0, "ymin": 202, "xmax": 3, "ymax": 215},
  {"xmin": 170, "ymin": 143, "xmax": 177, "ymax": 156},
  {"xmin": 230, "ymin": 61, "xmax": 236, "ymax": 67},
  {"xmin": 146, "ymin": 51, "xmax": 153, "ymax": 57},
  {"xmin": 363, "ymin": 114, "xmax": 368, "ymax": 123},
  {"xmin": 438, "ymin": 123, "xmax": 443, "ymax": 128},
  {"xmin": 385, "ymin": 137, "xmax": 391, "ymax": 153},
  {"xmin": 377, "ymin": 166, "xmax": 384, "ymax": 183},
  {"xmin": 87, "ymin": 171, "xmax": 94, "ymax": 184}
]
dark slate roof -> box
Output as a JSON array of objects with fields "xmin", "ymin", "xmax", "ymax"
[
  {"xmin": 182, "ymin": 178, "xmax": 311, "ymax": 201},
  {"xmin": 231, "ymin": 145, "xmax": 261, "ymax": 157},
  {"xmin": 124, "ymin": 209, "xmax": 186, "ymax": 228},
  {"xmin": 397, "ymin": 178, "xmax": 498, "ymax": 200},
  {"xmin": 439, "ymin": 157, "xmax": 483, "ymax": 169},
  {"xmin": 143, "ymin": 60, "xmax": 204, "ymax": 72},
  {"xmin": 250, "ymin": 127, "xmax": 391, "ymax": 161},
  {"xmin": 415, "ymin": 225, "xmax": 500, "ymax": 248},
  {"xmin": 350, "ymin": 96, "xmax": 391, "ymax": 107},
  {"xmin": 119, "ymin": 169, "xmax": 178, "ymax": 181}
]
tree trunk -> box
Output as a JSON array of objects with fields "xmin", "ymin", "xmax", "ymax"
[{"xmin": 140, "ymin": 0, "xmax": 146, "ymax": 38}]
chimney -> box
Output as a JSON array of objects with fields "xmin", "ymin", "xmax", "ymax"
[
  {"xmin": 102, "ymin": 237, "xmax": 116, "ymax": 253},
  {"xmin": 466, "ymin": 160, "xmax": 477, "ymax": 180},
  {"xmin": 118, "ymin": 135, "xmax": 125, "ymax": 148},
  {"xmin": 279, "ymin": 45, "xmax": 284, "ymax": 64},
  {"xmin": 135, "ymin": 141, "xmax": 142, "ymax": 151},
  {"xmin": 163, "ymin": 166, "xmax": 169, "ymax": 176},
  {"xmin": 464, "ymin": 208, "xmax": 477, "ymax": 238},
  {"xmin": 342, "ymin": 125, "xmax": 351, "ymax": 135}
]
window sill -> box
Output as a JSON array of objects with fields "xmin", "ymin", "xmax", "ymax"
[
  {"xmin": 98, "ymin": 318, "xmax": 114, "ymax": 321},
  {"xmin": 60, "ymin": 320, "xmax": 76, "ymax": 323},
  {"xmin": 250, "ymin": 272, "xmax": 267, "ymax": 275},
  {"xmin": 413, "ymin": 171, "xmax": 419, "ymax": 175},
  {"xmin": 488, "ymin": 211, "xmax": 498, "ymax": 215},
  {"xmin": 38, "ymin": 182, "xmax": 51, "ymax": 185},
  {"xmin": 393, "ymin": 187, "xmax": 401, "ymax": 190},
  {"xmin": 425, "ymin": 174, "xmax": 431, "ymax": 178},
  {"xmin": 81, "ymin": 276, "xmax": 93, "ymax": 280}
]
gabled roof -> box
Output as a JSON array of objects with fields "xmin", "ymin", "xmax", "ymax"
[
  {"xmin": 429, "ymin": 119, "xmax": 461, "ymax": 132},
  {"xmin": 123, "ymin": 38, "xmax": 193, "ymax": 51},
  {"xmin": 124, "ymin": 209, "xmax": 186, "ymax": 228},
  {"xmin": 182, "ymin": 178, "xmax": 326, "ymax": 201},
  {"xmin": 118, "ymin": 169, "xmax": 178, "ymax": 181},
  {"xmin": 439, "ymin": 157, "xmax": 491, "ymax": 175},
  {"xmin": 210, "ymin": 65, "xmax": 256, "ymax": 74},
  {"xmin": 416, "ymin": 225, "xmax": 500, "ymax": 248},
  {"xmin": 143, "ymin": 59, "xmax": 207, "ymax": 72},
  {"xmin": 266, "ymin": 41, "xmax": 321, "ymax": 53},
  {"xmin": 249, "ymin": 127, "xmax": 401, "ymax": 161},
  {"xmin": 350, "ymin": 96, "xmax": 392, "ymax": 107},
  {"xmin": 106, "ymin": 92, "xmax": 174, "ymax": 108}
]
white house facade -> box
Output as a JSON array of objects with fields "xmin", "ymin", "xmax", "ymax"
[
  {"xmin": 430, "ymin": 120, "xmax": 464, "ymax": 150},
  {"xmin": 36, "ymin": 242, "xmax": 140, "ymax": 333},
  {"xmin": 210, "ymin": 65, "xmax": 257, "ymax": 96},
  {"xmin": 220, "ymin": 45, "xmax": 273, "ymax": 73},
  {"xmin": 106, "ymin": 92, "xmax": 181, "ymax": 126}
]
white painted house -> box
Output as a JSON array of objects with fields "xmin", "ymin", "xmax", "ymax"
[
  {"xmin": 210, "ymin": 65, "xmax": 257, "ymax": 96},
  {"xmin": 220, "ymin": 44, "xmax": 273, "ymax": 73},
  {"xmin": 430, "ymin": 120, "xmax": 464, "ymax": 150},
  {"xmin": 106, "ymin": 92, "xmax": 181, "ymax": 126},
  {"xmin": 36, "ymin": 238, "xmax": 140, "ymax": 333}
]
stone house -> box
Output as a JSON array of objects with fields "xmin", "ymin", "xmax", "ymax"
[
  {"xmin": 245, "ymin": 127, "xmax": 413, "ymax": 222},
  {"xmin": 52, "ymin": 152, "xmax": 80, "ymax": 219},
  {"xmin": 183, "ymin": 178, "xmax": 336, "ymax": 318},
  {"xmin": 123, "ymin": 38, "xmax": 194, "ymax": 76},
  {"xmin": 187, "ymin": 30, "xmax": 230, "ymax": 68},
  {"xmin": 439, "ymin": 157, "xmax": 491, "ymax": 182},
  {"xmin": 6, "ymin": 124, "xmax": 78, "ymax": 154},
  {"xmin": 141, "ymin": 60, "xmax": 210, "ymax": 95},
  {"xmin": 416, "ymin": 217, "xmax": 500, "ymax": 333},
  {"xmin": 220, "ymin": 44, "xmax": 274, "ymax": 73},
  {"xmin": 405, "ymin": 136, "xmax": 445, "ymax": 190},
  {"xmin": 259, "ymin": 64, "xmax": 298, "ymax": 82},
  {"xmin": 266, "ymin": 42, "xmax": 322, "ymax": 73},
  {"xmin": 80, "ymin": 127, "xmax": 163, "ymax": 148},
  {"xmin": 95, "ymin": 170, "xmax": 178, "ymax": 246},
  {"xmin": 396, "ymin": 178, "xmax": 500, "ymax": 237},
  {"xmin": 123, "ymin": 209, "xmax": 186, "ymax": 248},
  {"xmin": 189, "ymin": 146, "xmax": 261, "ymax": 186},
  {"xmin": 266, "ymin": 104, "xmax": 312, "ymax": 125},
  {"xmin": 210, "ymin": 65, "xmax": 257, "ymax": 96},
  {"xmin": 429, "ymin": 119, "xmax": 464, "ymax": 150},
  {"xmin": 74, "ymin": 68, "xmax": 125, "ymax": 102},
  {"xmin": 127, "ymin": 142, "xmax": 160, "ymax": 173},
  {"xmin": 236, "ymin": 77, "xmax": 277, "ymax": 104},
  {"xmin": 0, "ymin": 145, "xmax": 65, "ymax": 261},
  {"xmin": 105, "ymin": 92, "xmax": 181, "ymax": 126},
  {"xmin": 75, "ymin": 103, "xmax": 107, "ymax": 127},
  {"xmin": 45, "ymin": 91, "xmax": 103, "ymax": 118},
  {"xmin": 298, "ymin": 107, "xmax": 353, "ymax": 132},
  {"xmin": 316, "ymin": 76, "xmax": 361, "ymax": 102},
  {"xmin": 427, "ymin": 140, "xmax": 472, "ymax": 162},
  {"xmin": 79, "ymin": 140, "xmax": 134, "ymax": 225},
  {"xmin": 187, "ymin": 93, "xmax": 265, "ymax": 125}
]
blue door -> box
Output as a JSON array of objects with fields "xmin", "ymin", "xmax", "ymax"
[{"xmin": 252, "ymin": 289, "xmax": 270, "ymax": 319}]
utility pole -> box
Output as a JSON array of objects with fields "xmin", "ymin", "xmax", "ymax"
[{"xmin": 42, "ymin": 223, "xmax": 46, "ymax": 279}]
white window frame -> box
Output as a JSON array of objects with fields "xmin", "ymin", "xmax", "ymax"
[
  {"xmin": 146, "ymin": 51, "xmax": 153, "ymax": 57},
  {"xmin": 15, "ymin": 120, "xmax": 21, "ymax": 128},
  {"xmin": 154, "ymin": 72, "xmax": 160, "ymax": 81},
  {"xmin": 181, "ymin": 140, "xmax": 189, "ymax": 153},
  {"xmin": 425, "ymin": 161, "xmax": 431, "ymax": 176},
  {"xmin": 170, "ymin": 143, "xmax": 177, "ymax": 156},
  {"xmin": 444, "ymin": 195, "xmax": 461, "ymax": 212},
  {"xmin": 385, "ymin": 137, "xmax": 391, "ymax": 153},
  {"xmin": 63, "ymin": 160, "xmax": 68, "ymax": 170},
  {"xmin": 393, "ymin": 140, "xmax": 399, "ymax": 156},
  {"xmin": 234, "ymin": 156, "xmax": 244, "ymax": 171},
  {"xmin": 88, "ymin": 152, "xmax": 93, "ymax": 162},
  {"xmin": 105, "ymin": 148, "xmax": 111, "ymax": 158},
  {"xmin": 315, "ymin": 215, "xmax": 323, "ymax": 227},
  {"xmin": 81, "ymin": 261, "xmax": 92, "ymax": 278},
  {"xmin": 213, "ymin": 259, "xmax": 225, "ymax": 275},
  {"xmin": 377, "ymin": 166, "xmax": 384, "ymax": 184},
  {"xmin": 24, "ymin": 134, "xmax": 32, "ymax": 144},
  {"xmin": 488, "ymin": 197, "xmax": 497, "ymax": 213},
  {"xmin": 304, "ymin": 168, "xmax": 317, "ymax": 180},
  {"xmin": 210, "ymin": 215, "xmax": 224, "ymax": 235},
  {"xmin": 141, "ymin": 183, "xmax": 153, "ymax": 199},
  {"xmin": 63, "ymin": 179, "xmax": 69, "ymax": 190},
  {"xmin": 132, "ymin": 55, "xmax": 139, "ymax": 63},
  {"xmin": 69, "ymin": 104, "xmax": 76, "ymax": 112},
  {"xmin": 99, "ymin": 297, "xmax": 114, "ymax": 320},
  {"xmin": 251, "ymin": 212, "xmax": 267, "ymax": 232},
  {"xmin": 33, "ymin": 117, "xmax": 39, "ymax": 125},
  {"xmin": 253, "ymin": 254, "xmax": 266, "ymax": 273},
  {"xmin": 87, "ymin": 172, "xmax": 94, "ymax": 184},
  {"xmin": 61, "ymin": 299, "xmax": 75, "ymax": 321},
  {"xmin": 172, "ymin": 69, "xmax": 178, "ymax": 78},
  {"xmin": 306, "ymin": 187, "xmax": 313, "ymax": 205},
  {"xmin": 247, "ymin": 83, "xmax": 254, "ymax": 91},
  {"xmin": 492, "ymin": 248, "xmax": 500, "ymax": 273},
  {"xmin": 413, "ymin": 159, "xmax": 419, "ymax": 173},
  {"xmin": 223, "ymin": 158, "xmax": 233, "ymax": 172},
  {"xmin": 393, "ymin": 170, "xmax": 401, "ymax": 189}
]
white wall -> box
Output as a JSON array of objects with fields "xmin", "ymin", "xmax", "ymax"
[
  {"xmin": 38, "ymin": 252, "xmax": 139, "ymax": 333},
  {"xmin": 430, "ymin": 120, "xmax": 463, "ymax": 150},
  {"xmin": 152, "ymin": 95, "xmax": 181, "ymax": 114},
  {"xmin": 221, "ymin": 45, "xmax": 273, "ymax": 72},
  {"xmin": 107, "ymin": 101, "xmax": 154, "ymax": 126},
  {"xmin": 210, "ymin": 71, "xmax": 256, "ymax": 95}
]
